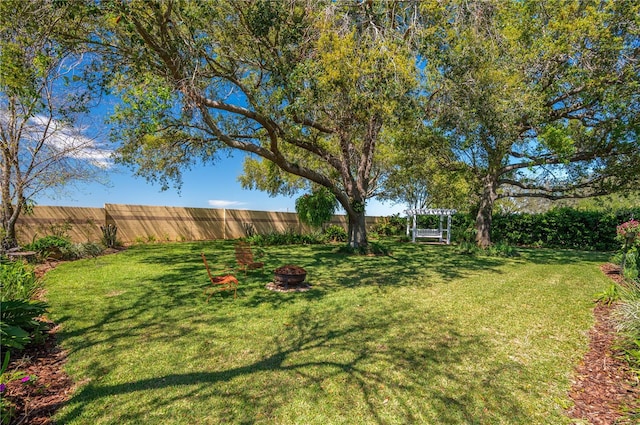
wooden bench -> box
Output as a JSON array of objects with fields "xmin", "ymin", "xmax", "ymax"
[
  {"xmin": 6, "ymin": 251, "xmax": 37, "ymax": 262},
  {"xmin": 415, "ymin": 229, "xmax": 442, "ymax": 239}
]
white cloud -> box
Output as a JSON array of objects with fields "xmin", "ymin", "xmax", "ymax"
[
  {"xmin": 208, "ymin": 200, "xmax": 247, "ymax": 208},
  {"xmin": 29, "ymin": 114, "xmax": 113, "ymax": 169}
]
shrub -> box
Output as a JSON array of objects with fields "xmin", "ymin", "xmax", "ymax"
[
  {"xmin": 0, "ymin": 300, "xmax": 48, "ymax": 350},
  {"xmin": 594, "ymin": 282, "xmax": 620, "ymax": 306},
  {"xmin": 455, "ymin": 207, "xmax": 640, "ymax": 251},
  {"xmin": 456, "ymin": 241, "xmax": 479, "ymax": 256},
  {"xmin": 100, "ymin": 224, "xmax": 119, "ymax": 248},
  {"xmin": 0, "ymin": 262, "xmax": 40, "ymax": 302},
  {"xmin": 295, "ymin": 188, "xmax": 338, "ymax": 229},
  {"xmin": 324, "ymin": 225, "xmax": 348, "ymax": 242},
  {"xmin": 62, "ymin": 242, "xmax": 105, "ymax": 260},
  {"xmin": 451, "ymin": 214, "xmax": 476, "ymax": 244},
  {"xmin": 369, "ymin": 215, "xmax": 406, "ymax": 237},
  {"xmin": 26, "ymin": 235, "xmax": 72, "ymax": 259},
  {"xmin": 484, "ymin": 242, "xmax": 519, "ymax": 258},
  {"xmin": 245, "ymin": 229, "xmax": 325, "ymax": 246}
]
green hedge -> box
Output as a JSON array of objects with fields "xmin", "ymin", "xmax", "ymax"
[{"xmin": 450, "ymin": 207, "xmax": 640, "ymax": 251}]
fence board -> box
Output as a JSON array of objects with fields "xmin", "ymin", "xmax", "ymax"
[{"xmin": 15, "ymin": 204, "xmax": 380, "ymax": 244}]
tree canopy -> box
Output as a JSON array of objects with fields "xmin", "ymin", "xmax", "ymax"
[
  {"xmin": 15, "ymin": 0, "xmax": 635, "ymax": 249},
  {"xmin": 0, "ymin": 0, "xmax": 107, "ymax": 248},
  {"xmin": 417, "ymin": 0, "xmax": 640, "ymax": 246},
  {"xmin": 96, "ymin": 0, "xmax": 419, "ymax": 247}
]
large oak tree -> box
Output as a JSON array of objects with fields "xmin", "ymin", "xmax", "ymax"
[
  {"xmin": 419, "ymin": 0, "xmax": 640, "ymax": 247},
  {"xmin": 97, "ymin": 0, "xmax": 418, "ymax": 248}
]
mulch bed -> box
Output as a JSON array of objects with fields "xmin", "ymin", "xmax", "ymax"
[
  {"xmin": 566, "ymin": 263, "xmax": 640, "ymax": 424},
  {"xmin": 2, "ymin": 261, "xmax": 638, "ymax": 424},
  {"xmin": 2, "ymin": 326, "xmax": 73, "ymax": 425}
]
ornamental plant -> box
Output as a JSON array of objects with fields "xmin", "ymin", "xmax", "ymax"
[
  {"xmin": 617, "ymin": 219, "xmax": 640, "ymax": 245},
  {"xmin": 616, "ymin": 219, "xmax": 640, "ymax": 282},
  {"xmin": 0, "ymin": 352, "xmax": 36, "ymax": 424}
]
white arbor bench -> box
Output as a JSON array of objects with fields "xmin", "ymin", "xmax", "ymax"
[{"xmin": 405, "ymin": 208, "xmax": 457, "ymax": 244}]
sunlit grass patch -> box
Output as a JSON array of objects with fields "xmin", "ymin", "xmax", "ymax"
[{"xmin": 43, "ymin": 241, "xmax": 609, "ymax": 424}]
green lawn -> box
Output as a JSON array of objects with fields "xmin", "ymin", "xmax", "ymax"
[{"xmin": 43, "ymin": 241, "xmax": 609, "ymax": 424}]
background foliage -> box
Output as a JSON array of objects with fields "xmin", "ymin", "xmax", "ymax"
[{"xmin": 448, "ymin": 208, "xmax": 640, "ymax": 251}]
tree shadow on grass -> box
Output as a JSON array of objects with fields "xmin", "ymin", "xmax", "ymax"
[
  {"xmin": 53, "ymin": 241, "xmax": 593, "ymax": 358},
  {"xmin": 54, "ymin": 304, "xmax": 530, "ymax": 424},
  {"xmin": 49, "ymin": 241, "xmax": 584, "ymax": 423}
]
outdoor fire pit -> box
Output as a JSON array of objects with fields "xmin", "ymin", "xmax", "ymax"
[{"xmin": 267, "ymin": 265, "xmax": 311, "ymax": 292}]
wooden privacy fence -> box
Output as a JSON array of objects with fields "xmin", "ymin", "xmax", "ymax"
[{"xmin": 15, "ymin": 203, "xmax": 377, "ymax": 244}]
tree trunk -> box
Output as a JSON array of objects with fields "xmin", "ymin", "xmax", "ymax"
[
  {"xmin": 347, "ymin": 209, "xmax": 368, "ymax": 248},
  {"xmin": 1, "ymin": 161, "xmax": 19, "ymax": 249},
  {"xmin": 0, "ymin": 203, "xmax": 19, "ymax": 250},
  {"xmin": 475, "ymin": 175, "xmax": 498, "ymax": 248}
]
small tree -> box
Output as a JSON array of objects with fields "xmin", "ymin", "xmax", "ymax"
[
  {"xmin": 295, "ymin": 187, "xmax": 338, "ymax": 230},
  {"xmin": 0, "ymin": 1, "xmax": 108, "ymax": 248},
  {"xmin": 379, "ymin": 127, "xmax": 474, "ymax": 212}
]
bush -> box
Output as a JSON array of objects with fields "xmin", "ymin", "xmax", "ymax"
[
  {"xmin": 456, "ymin": 241, "xmax": 479, "ymax": 256},
  {"xmin": 0, "ymin": 300, "xmax": 48, "ymax": 350},
  {"xmin": 62, "ymin": 242, "xmax": 105, "ymax": 260},
  {"xmin": 25, "ymin": 235, "xmax": 72, "ymax": 259},
  {"xmin": 484, "ymin": 242, "xmax": 519, "ymax": 258},
  {"xmin": 369, "ymin": 215, "xmax": 406, "ymax": 237},
  {"xmin": 100, "ymin": 224, "xmax": 119, "ymax": 248},
  {"xmin": 0, "ymin": 262, "xmax": 40, "ymax": 302},
  {"xmin": 324, "ymin": 225, "xmax": 348, "ymax": 242},
  {"xmin": 245, "ymin": 229, "xmax": 325, "ymax": 246},
  {"xmin": 453, "ymin": 207, "xmax": 640, "ymax": 251}
]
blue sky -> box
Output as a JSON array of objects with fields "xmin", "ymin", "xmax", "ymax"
[
  {"xmin": 29, "ymin": 87, "xmax": 407, "ymax": 217},
  {"xmin": 34, "ymin": 150, "xmax": 406, "ymax": 217}
]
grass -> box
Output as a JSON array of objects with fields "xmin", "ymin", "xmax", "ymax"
[{"xmin": 42, "ymin": 240, "xmax": 610, "ymax": 424}]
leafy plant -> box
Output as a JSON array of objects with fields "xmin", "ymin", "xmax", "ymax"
[
  {"xmin": 100, "ymin": 224, "xmax": 119, "ymax": 248},
  {"xmin": 0, "ymin": 300, "xmax": 48, "ymax": 350},
  {"xmin": 594, "ymin": 282, "xmax": 620, "ymax": 306},
  {"xmin": 324, "ymin": 225, "xmax": 347, "ymax": 243},
  {"xmin": 0, "ymin": 351, "xmax": 35, "ymax": 425},
  {"xmin": 245, "ymin": 229, "xmax": 325, "ymax": 246},
  {"xmin": 62, "ymin": 242, "xmax": 104, "ymax": 260},
  {"xmin": 295, "ymin": 187, "xmax": 338, "ymax": 229},
  {"xmin": 25, "ymin": 235, "xmax": 72, "ymax": 259},
  {"xmin": 456, "ymin": 241, "xmax": 479, "ymax": 256},
  {"xmin": 0, "ymin": 261, "xmax": 40, "ymax": 301},
  {"xmin": 369, "ymin": 215, "xmax": 406, "ymax": 237},
  {"xmin": 241, "ymin": 222, "xmax": 257, "ymax": 237}
]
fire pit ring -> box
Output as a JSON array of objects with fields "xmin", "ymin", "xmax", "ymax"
[
  {"xmin": 274, "ymin": 265, "xmax": 307, "ymax": 285},
  {"xmin": 267, "ymin": 265, "xmax": 311, "ymax": 292}
]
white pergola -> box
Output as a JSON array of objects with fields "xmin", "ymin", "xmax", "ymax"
[{"xmin": 404, "ymin": 208, "xmax": 457, "ymax": 244}]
